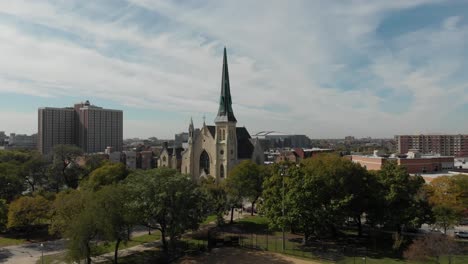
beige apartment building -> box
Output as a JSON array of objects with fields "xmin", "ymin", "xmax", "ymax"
[{"xmin": 396, "ymin": 134, "xmax": 468, "ymax": 157}]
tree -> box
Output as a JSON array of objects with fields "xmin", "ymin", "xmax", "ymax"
[
  {"xmin": 426, "ymin": 175, "xmax": 468, "ymax": 233},
  {"xmin": 66, "ymin": 204, "xmax": 99, "ymax": 264},
  {"xmin": 200, "ymin": 177, "xmax": 228, "ymax": 226},
  {"xmin": 373, "ymin": 161, "xmax": 431, "ymax": 233},
  {"xmin": 22, "ymin": 151, "xmax": 49, "ymax": 192},
  {"xmin": 126, "ymin": 168, "xmax": 206, "ymax": 252},
  {"xmin": 224, "ymin": 177, "xmax": 244, "ymax": 224},
  {"xmin": 7, "ymin": 196, "xmax": 51, "ymax": 232},
  {"xmin": 82, "ymin": 154, "xmax": 107, "ymax": 178},
  {"xmin": 432, "ymin": 205, "xmax": 460, "ymax": 234},
  {"xmin": 92, "ymin": 185, "xmax": 134, "ymax": 264},
  {"xmin": 49, "ymin": 190, "xmax": 88, "ymax": 236},
  {"xmin": 50, "ymin": 144, "xmax": 84, "ymax": 191},
  {"xmin": 0, "ymin": 199, "xmax": 7, "ymax": 232},
  {"xmin": 80, "ymin": 162, "xmax": 128, "ymax": 191},
  {"xmin": 49, "ymin": 189, "xmax": 101, "ymax": 264},
  {"xmin": 404, "ymin": 234, "xmax": 460, "ymax": 263},
  {"xmin": 226, "ymin": 161, "xmax": 268, "ymax": 216},
  {"xmin": 0, "ymin": 161, "xmax": 25, "ymax": 202}
]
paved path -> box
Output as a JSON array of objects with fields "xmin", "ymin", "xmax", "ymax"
[
  {"xmin": 0, "ymin": 239, "xmax": 66, "ymax": 264},
  {"xmin": 93, "ymin": 240, "xmax": 161, "ymax": 263},
  {"xmin": 0, "ymin": 230, "xmax": 149, "ymax": 264}
]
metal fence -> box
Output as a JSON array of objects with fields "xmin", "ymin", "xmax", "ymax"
[{"xmin": 210, "ymin": 231, "xmax": 335, "ymax": 262}]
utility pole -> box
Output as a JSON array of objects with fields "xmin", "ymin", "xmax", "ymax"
[{"xmin": 280, "ymin": 165, "xmax": 287, "ymax": 252}]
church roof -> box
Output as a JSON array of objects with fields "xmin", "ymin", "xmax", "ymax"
[
  {"xmin": 207, "ymin": 126, "xmax": 216, "ymax": 138},
  {"xmin": 164, "ymin": 147, "xmax": 185, "ymax": 159},
  {"xmin": 214, "ymin": 47, "xmax": 237, "ymax": 123},
  {"xmin": 205, "ymin": 125, "xmax": 254, "ymax": 159},
  {"xmin": 237, "ymin": 127, "xmax": 254, "ymax": 159}
]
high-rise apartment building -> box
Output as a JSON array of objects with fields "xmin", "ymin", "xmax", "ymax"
[
  {"xmin": 38, "ymin": 101, "xmax": 123, "ymax": 154},
  {"xmin": 396, "ymin": 134, "xmax": 468, "ymax": 157},
  {"xmin": 38, "ymin": 107, "xmax": 75, "ymax": 154},
  {"xmin": 77, "ymin": 103, "xmax": 123, "ymax": 153}
]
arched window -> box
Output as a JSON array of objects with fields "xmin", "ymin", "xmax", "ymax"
[
  {"xmin": 220, "ymin": 164, "xmax": 225, "ymax": 178},
  {"xmin": 222, "ymin": 129, "xmax": 226, "ymax": 140},
  {"xmin": 199, "ymin": 150, "xmax": 210, "ymax": 175}
]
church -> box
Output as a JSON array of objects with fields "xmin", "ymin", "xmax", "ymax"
[{"xmin": 159, "ymin": 48, "xmax": 264, "ymax": 181}]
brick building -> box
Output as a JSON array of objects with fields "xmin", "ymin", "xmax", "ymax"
[
  {"xmin": 350, "ymin": 152, "xmax": 454, "ymax": 174},
  {"xmin": 38, "ymin": 101, "xmax": 122, "ymax": 154},
  {"xmin": 396, "ymin": 134, "xmax": 468, "ymax": 157}
]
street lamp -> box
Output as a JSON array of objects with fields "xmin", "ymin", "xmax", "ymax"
[
  {"xmin": 40, "ymin": 243, "xmax": 44, "ymax": 264},
  {"xmin": 279, "ymin": 165, "xmax": 287, "ymax": 252}
]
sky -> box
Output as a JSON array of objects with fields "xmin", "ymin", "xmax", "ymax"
[{"xmin": 0, "ymin": 0, "xmax": 467, "ymax": 139}]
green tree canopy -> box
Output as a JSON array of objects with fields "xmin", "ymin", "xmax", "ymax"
[
  {"xmin": 373, "ymin": 161, "xmax": 431, "ymax": 233},
  {"xmin": 126, "ymin": 168, "xmax": 206, "ymax": 252},
  {"xmin": 0, "ymin": 199, "xmax": 7, "ymax": 232},
  {"xmin": 7, "ymin": 195, "xmax": 51, "ymax": 231},
  {"xmin": 92, "ymin": 185, "xmax": 135, "ymax": 264},
  {"xmin": 200, "ymin": 176, "xmax": 228, "ymax": 225},
  {"xmin": 0, "ymin": 162, "xmax": 24, "ymax": 202},
  {"xmin": 49, "ymin": 144, "xmax": 84, "ymax": 191},
  {"xmin": 80, "ymin": 162, "xmax": 128, "ymax": 191},
  {"xmin": 226, "ymin": 160, "xmax": 269, "ymax": 216},
  {"xmin": 426, "ymin": 174, "xmax": 468, "ymax": 232},
  {"xmin": 49, "ymin": 189, "xmax": 89, "ymax": 236},
  {"xmin": 22, "ymin": 151, "xmax": 50, "ymax": 192}
]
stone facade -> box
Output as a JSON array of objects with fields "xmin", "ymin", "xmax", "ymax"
[{"xmin": 178, "ymin": 48, "xmax": 263, "ymax": 181}]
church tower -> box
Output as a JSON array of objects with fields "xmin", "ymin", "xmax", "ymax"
[{"xmin": 214, "ymin": 47, "xmax": 237, "ymax": 180}]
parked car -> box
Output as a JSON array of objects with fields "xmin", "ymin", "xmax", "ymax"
[{"xmin": 454, "ymin": 231, "xmax": 468, "ymax": 239}]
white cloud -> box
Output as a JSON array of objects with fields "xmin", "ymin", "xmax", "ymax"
[
  {"xmin": 443, "ymin": 16, "xmax": 462, "ymax": 30},
  {"xmin": 0, "ymin": 0, "xmax": 466, "ymax": 138}
]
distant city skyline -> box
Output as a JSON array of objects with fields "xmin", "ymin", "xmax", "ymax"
[{"xmin": 0, "ymin": 1, "xmax": 467, "ymax": 139}]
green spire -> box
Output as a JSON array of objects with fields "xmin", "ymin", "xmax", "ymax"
[{"xmin": 215, "ymin": 47, "xmax": 237, "ymax": 123}]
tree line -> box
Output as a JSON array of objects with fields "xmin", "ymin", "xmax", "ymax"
[{"xmin": 1, "ymin": 146, "xmax": 467, "ymax": 263}]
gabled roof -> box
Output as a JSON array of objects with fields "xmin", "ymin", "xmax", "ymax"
[
  {"xmin": 203, "ymin": 126, "xmax": 255, "ymax": 159},
  {"xmin": 237, "ymin": 127, "xmax": 254, "ymax": 159},
  {"xmin": 206, "ymin": 126, "xmax": 216, "ymax": 138},
  {"xmin": 163, "ymin": 147, "xmax": 185, "ymax": 159}
]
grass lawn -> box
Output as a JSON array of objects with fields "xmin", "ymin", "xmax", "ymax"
[
  {"xmin": 226, "ymin": 216, "xmax": 468, "ymax": 264},
  {"xmin": 0, "ymin": 236, "xmax": 26, "ymax": 247},
  {"xmin": 338, "ymin": 255, "xmax": 468, "ymax": 264},
  {"xmin": 235, "ymin": 215, "xmax": 271, "ymax": 233},
  {"xmin": 36, "ymin": 232, "xmax": 161, "ymax": 264},
  {"xmin": 94, "ymin": 232, "xmax": 161, "ymax": 254},
  {"xmin": 202, "ymin": 214, "xmax": 217, "ymax": 224},
  {"xmin": 0, "ymin": 226, "xmax": 58, "ymax": 247}
]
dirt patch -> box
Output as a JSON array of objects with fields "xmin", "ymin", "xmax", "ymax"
[{"xmin": 177, "ymin": 247, "xmax": 321, "ymax": 264}]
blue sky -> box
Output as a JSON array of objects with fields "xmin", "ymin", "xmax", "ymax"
[{"xmin": 0, "ymin": 0, "xmax": 467, "ymax": 139}]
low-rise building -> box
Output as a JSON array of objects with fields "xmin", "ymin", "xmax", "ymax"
[
  {"xmin": 349, "ymin": 150, "xmax": 454, "ymax": 174},
  {"xmin": 275, "ymin": 147, "xmax": 334, "ymax": 163},
  {"xmin": 6, "ymin": 133, "xmax": 37, "ymax": 150},
  {"xmin": 123, "ymin": 151, "xmax": 137, "ymax": 169}
]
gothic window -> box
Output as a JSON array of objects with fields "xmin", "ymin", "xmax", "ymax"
[
  {"xmin": 220, "ymin": 164, "xmax": 225, "ymax": 178},
  {"xmin": 199, "ymin": 150, "xmax": 210, "ymax": 175},
  {"xmin": 163, "ymin": 156, "xmax": 166, "ymax": 162},
  {"xmin": 222, "ymin": 129, "xmax": 226, "ymax": 140}
]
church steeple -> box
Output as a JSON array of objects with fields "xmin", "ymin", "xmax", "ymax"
[{"xmin": 215, "ymin": 47, "xmax": 237, "ymax": 123}]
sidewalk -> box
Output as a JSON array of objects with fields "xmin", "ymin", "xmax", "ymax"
[{"xmin": 93, "ymin": 239, "xmax": 162, "ymax": 263}]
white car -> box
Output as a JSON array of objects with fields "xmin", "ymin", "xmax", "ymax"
[{"xmin": 454, "ymin": 231, "xmax": 468, "ymax": 239}]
